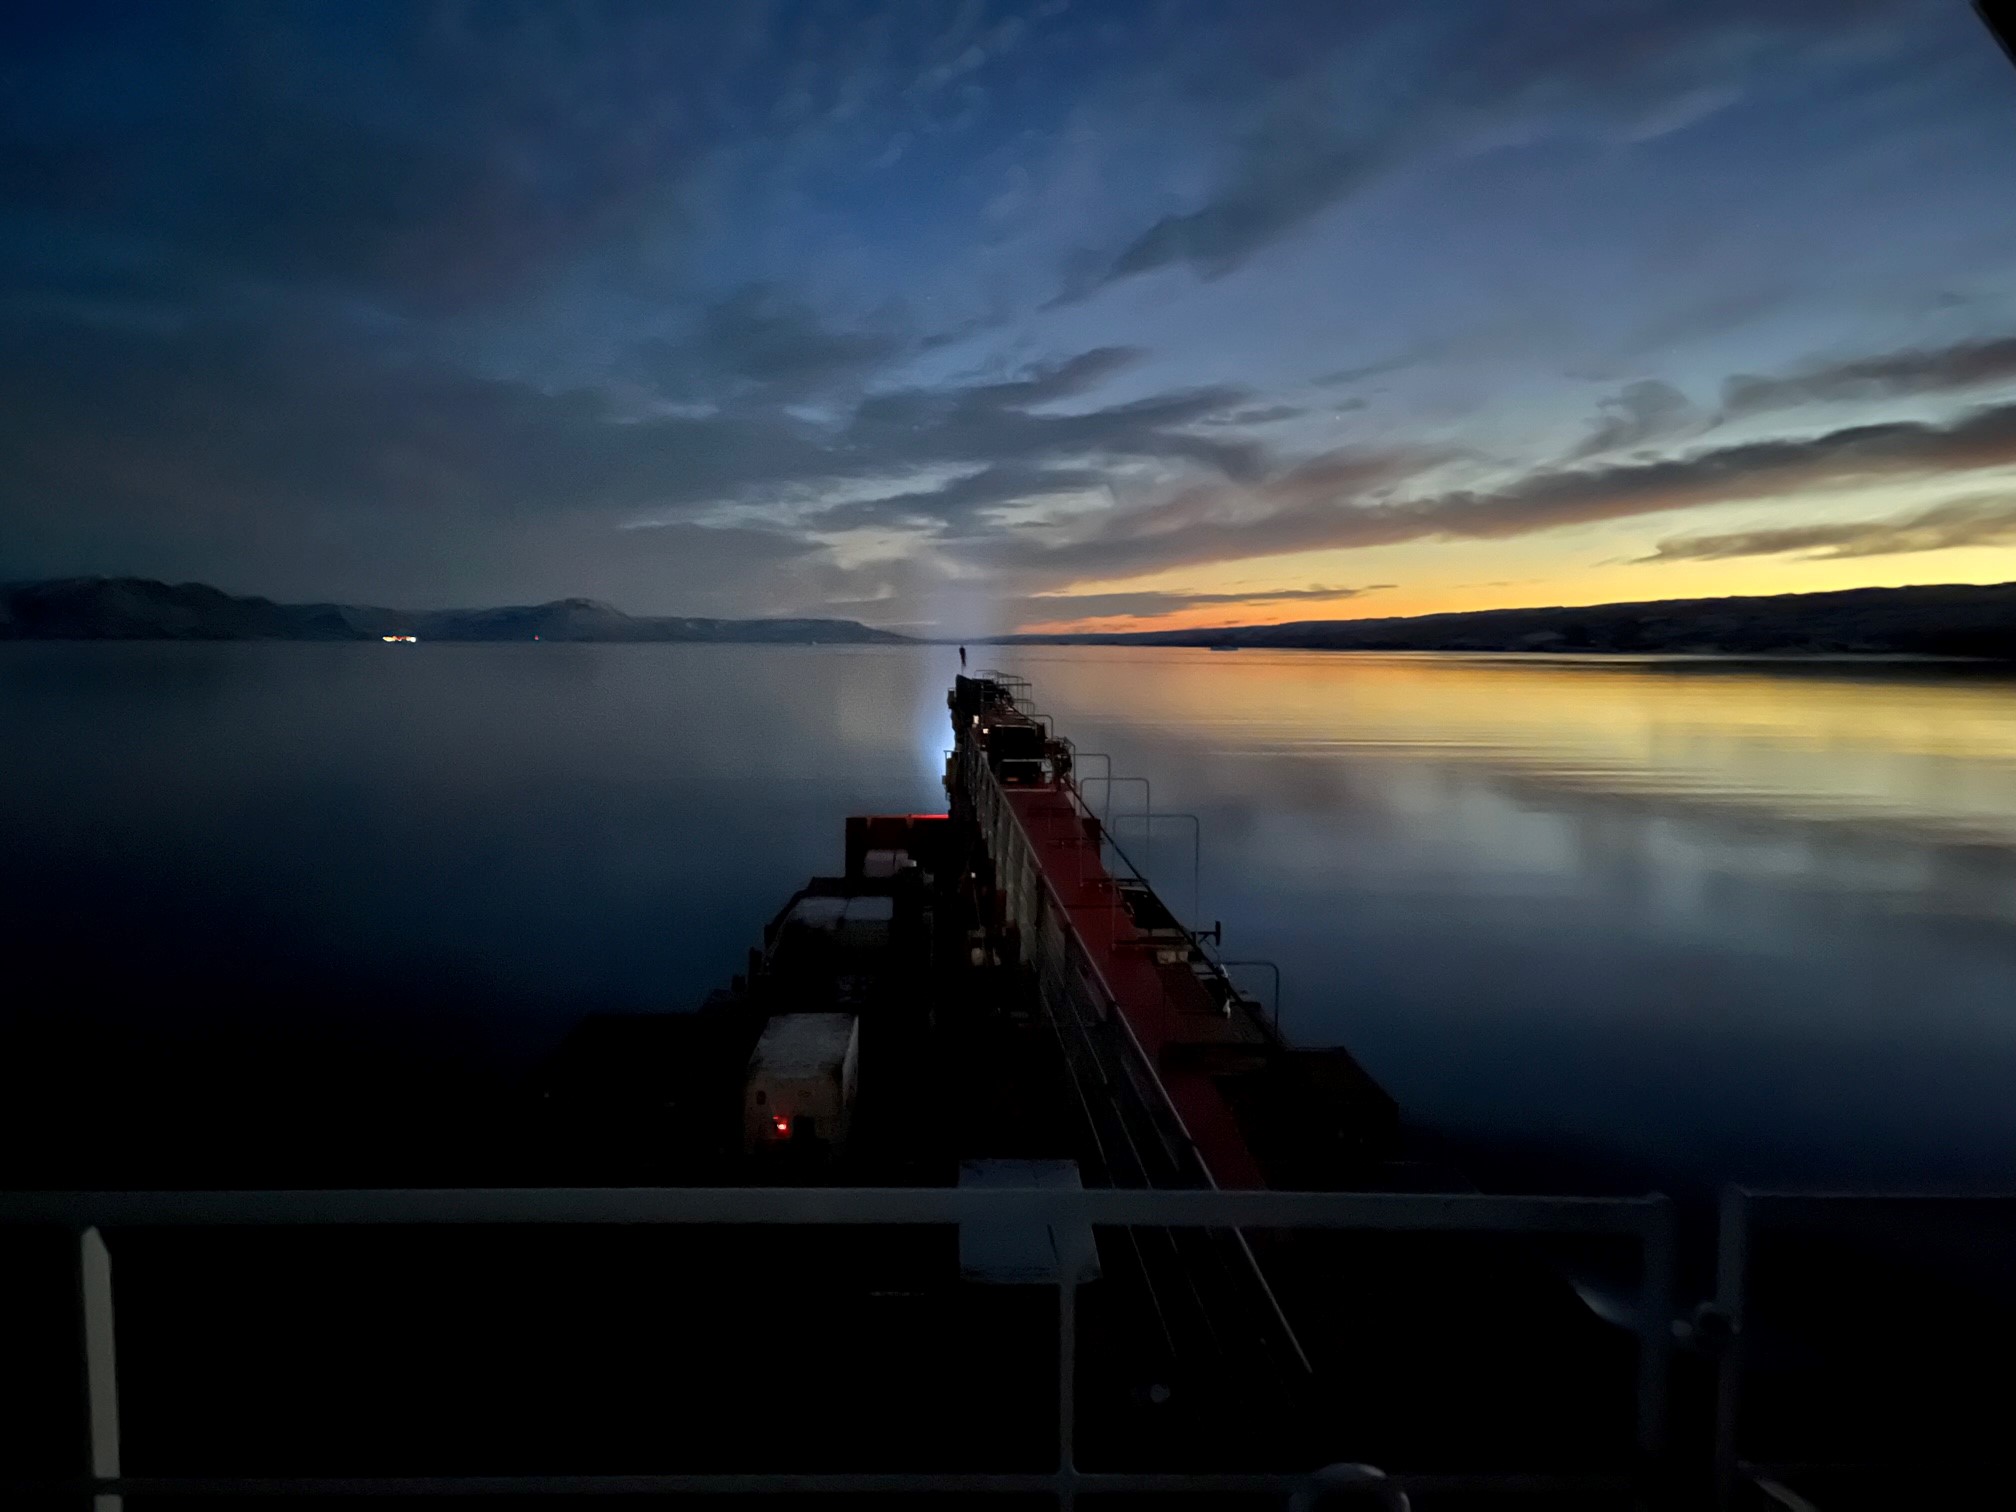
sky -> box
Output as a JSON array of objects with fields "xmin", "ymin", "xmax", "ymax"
[{"xmin": 5, "ymin": 1, "xmax": 2016, "ymax": 634}]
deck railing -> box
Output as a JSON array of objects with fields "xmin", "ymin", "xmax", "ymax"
[
  {"xmin": 1710, "ymin": 1188, "xmax": 2016, "ymax": 1510},
  {"xmin": 1, "ymin": 1182, "xmax": 1676, "ymax": 1508}
]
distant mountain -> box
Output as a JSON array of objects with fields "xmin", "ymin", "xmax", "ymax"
[
  {"xmin": 0, "ymin": 578, "xmax": 908, "ymax": 644},
  {"xmin": 996, "ymin": 582, "xmax": 2016, "ymax": 659}
]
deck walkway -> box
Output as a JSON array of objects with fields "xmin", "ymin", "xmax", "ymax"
[{"xmin": 1001, "ymin": 781, "xmax": 1270, "ymax": 1190}]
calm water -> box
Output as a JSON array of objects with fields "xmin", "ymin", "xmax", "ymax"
[{"xmin": 4, "ymin": 641, "xmax": 2014, "ymax": 1192}]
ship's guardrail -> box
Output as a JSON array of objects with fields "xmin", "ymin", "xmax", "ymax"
[
  {"xmin": 962, "ymin": 740, "xmax": 1207, "ymax": 1170},
  {"xmin": 2, "ymin": 1183, "xmax": 1672, "ymax": 1508},
  {"xmin": 961, "ymin": 733, "xmax": 1321, "ymax": 1376},
  {"xmin": 1710, "ymin": 1188, "xmax": 2016, "ymax": 1510},
  {"xmin": 963, "ymin": 714, "xmax": 1272, "ymax": 1038}
]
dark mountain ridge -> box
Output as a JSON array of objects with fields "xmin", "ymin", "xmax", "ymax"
[
  {"xmin": 7, "ymin": 577, "xmax": 2011, "ymax": 656},
  {"xmin": 998, "ymin": 582, "xmax": 2016, "ymax": 659},
  {"xmin": 0, "ymin": 577, "xmax": 908, "ymax": 643}
]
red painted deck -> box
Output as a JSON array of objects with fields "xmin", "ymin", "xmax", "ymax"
[{"xmin": 1003, "ymin": 782, "xmax": 1270, "ymax": 1190}]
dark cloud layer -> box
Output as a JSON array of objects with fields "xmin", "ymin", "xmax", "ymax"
[
  {"xmin": 806, "ymin": 464, "xmax": 1108, "ymax": 531},
  {"xmin": 0, "ymin": 297, "xmax": 1259, "ymax": 605},
  {"xmin": 1722, "ymin": 335, "xmax": 2016, "ymax": 417},
  {"xmin": 1313, "ymin": 355, "xmax": 1418, "ymax": 389},
  {"xmin": 841, "ymin": 362, "xmax": 1263, "ymax": 487},
  {"xmin": 639, "ymin": 286, "xmax": 906, "ymax": 401},
  {"xmin": 0, "ymin": 5, "xmax": 735, "ymax": 317},
  {"xmin": 1570, "ymin": 380, "xmax": 1700, "ymax": 459},
  {"xmin": 1637, "ymin": 494, "xmax": 2016, "ymax": 563},
  {"xmin": 0, "ymin": 317, "xmax": 1239, "ymax": 514},
  {"xmin": 1084, "ymin": 137, "xmax": 1376, "ymax": 297},
  {"xmin": 1019, "ymin": 582, "xmax": 1393, "ymax": 621},
  {"xmin": 1055, "ymin": 0, "xmax": 1932, "ymax": 303},
  {"xmin": 966, "ymin": 398, "xmax": 2016, "ymax": 584}
]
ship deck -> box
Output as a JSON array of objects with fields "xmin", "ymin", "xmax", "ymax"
[{"xmin": 1001, "ymin": 779, "xmax": 1270, "ymax": 1190}]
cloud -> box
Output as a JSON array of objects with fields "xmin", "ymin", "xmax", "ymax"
[
  {"xmin": 1210, "ymin": 404, "xmax": 1308, "ymax": 426},
  {"xmin": 806, "ymin": 464, "xmax": 1107, "ymax": 531},
  {"xmin": 1611, "ymin": 285, "xmax": 1792, "ymax": 360},
  {"xmin": 0, "ymin": 5, "xmax": 738, "ymax": 317},
  {"xmin": 1722, "ymin": 335, "xmax": 2016, "ymax": 417},
  {"xmin": 0, "ymin": 316, "xmax": 858, "ymax": 617},
  {"xmin": 1018, "ymin": 582, "xmax": 1393, "ymax": 622},
  {"xmin": 1041, "ymin": 105, "xmax": 1387, "ymax": 306},
  {"xmin": 0, "ymin": 3, "xmax": 1088, "ymax": 324},
  {"xmin": 955, "ymin": 446, "xmax": 1443, "ymax": 580},
  {"xmin": 960, "ymin": 396, "xmax": 2016, "ymax": 584},
  {"xmin": 1569, "ymin": 380, "xmax": 1701, "ymax": 459},
  {"xmin": 1049, "ymin": 0, "xmax": 1919, "ymax": 306},
  {"xmin": 21, "ymin": 273, "xmax": 2016, "ymax": 620},
  {"xmin": 1617, "ymin": 82, "xmax": 1743, "ymax": 143},
  {"xmin": 0, "ymin": 305, "xmax": 1270, "ymax": 610},
  {"xmin": 841, "ymin": 351, "xmax": 1264, "ymax": 483},
  {"xmin": 638, "ymin": 285, "xmax": 905, "ymax": 401},
  {"xmin": 0, "ymin": 315, "xmax": 1227, "ymax": 523},
  {"xmin": 1313, "ymin": 355, "xmax": 1416, "ymax": 388},
  {"xmin": 1634, "ymin": 494, "xmax": 2016, "ymax": 564},
  {"xmin": 1447, "ymin": 403, "xmax": 2016, "ymax": 535},
  {"xmin": 947, "ymin": 346, "xmax": 1147, "ymax": 409},
  {"xmin": 907, "ymin": 8, "xmax": 1035, "ymax": 97},
  {"xmin": 1085, "ymin": 137, "xmax": 1377, "ymax": 295}
]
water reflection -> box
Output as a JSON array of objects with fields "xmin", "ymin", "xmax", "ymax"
[
  {"xmin": 987, "ymin": 650, "xmax": 2016, "ymax": 1193},
  {"xmin": 0, "ymin": 643, "xmax": 954, "ymax": 1159},
  {"xmin": 3, "ymin": 642, "xmax": 2013, "ymax": 1192}
]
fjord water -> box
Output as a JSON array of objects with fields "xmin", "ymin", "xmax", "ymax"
[{"xmin": 3, "ymin": 641, "xmax": 2013, "ymax": 1192}]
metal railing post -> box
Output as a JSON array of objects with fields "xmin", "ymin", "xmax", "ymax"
[
  {"xmin": 1713, "ymin": 1187, "xmax": 1752, "ymax": 1509},
  {"xmin": 1217, "ymin": 960, "xmax": 1282, "ymax": 1036},
  {"xmin": 1081, "ymin": 773, "xmax": 1148, "ymax": 836},
  {"xmin": 1057, "ymin": 1270, "xmax": 1077, "ymax": 1510},
  {"xmin": 1071, "ymin": 753, "xmax": 1111, "ymax": 790},
  {"xmin": 1081, "ymin": 775, "xmax": 1148, "ymax": 942},
  {"xmin": 1063, "ymin": 757, "xmax": 1111, "ymax": 891},
  {"xmin": 1635, "ymin": 1195, "xmax": 1677, "ymax": 1461},
  {"xmin": 79, "ymin": 1226, "xmax": 121, "ymax": 1512},
  {"xmin": 1109, "ymin": 811, "xmax": 1200, "ymax": 924}
]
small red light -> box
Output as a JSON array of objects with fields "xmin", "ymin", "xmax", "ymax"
[{"xmin": 772, "ymin": 1115, "xmax": 790, "ymax": 1136}]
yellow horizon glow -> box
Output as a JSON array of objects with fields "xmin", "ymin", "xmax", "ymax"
[
  {"xmin": 1010, "ymin": 475, "xmax": 2016, "ymax": 634},
  {"xmin": 1014, "ymin": 539, "xmax": 2016, "ymax": 634},
  {"xmin": 1020, "ymin": 558, "xmax": 2016, "ymax": 633}
]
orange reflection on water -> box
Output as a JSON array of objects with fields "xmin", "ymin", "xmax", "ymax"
[{"xmin": 998, "ymin": 648, "xmax": 2016, "ymax": 853}]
